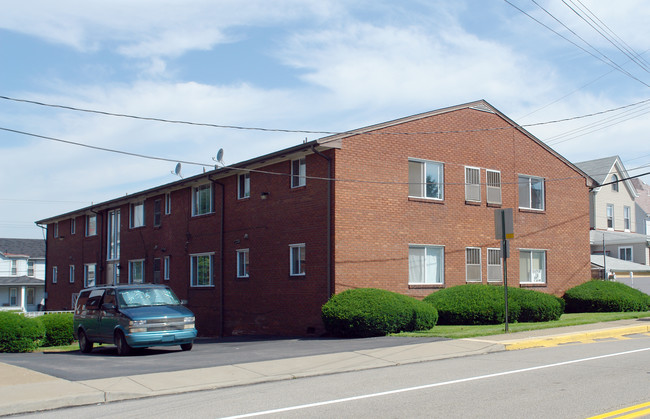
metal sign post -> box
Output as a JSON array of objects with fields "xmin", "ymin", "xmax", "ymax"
[{"xmin": 495, "ymin": 209, "xmax": 513, "ymax": 333}]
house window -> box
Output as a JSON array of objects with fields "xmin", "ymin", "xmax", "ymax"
[
  {"xmin": 619, "ymin": 247, "xmax": 632, "ymax": 261},
  {"xmin": 611, "ymin": 174, "xmax": 619, "ymax": 192},
  {"xmin": 237, "ymin": 249, "xmax": 250, "ymax": 278},
  {"xmin": 486, "ymin": 170, "xmax": 502, "ymax": 205},
  {"xmin": 487, "ymin": 248, "xmax": 502, "ymax": 282},
  {"xmin": 191, "ymin": 253, "xmax": 214, "ymax": 287},
  {"xmin": 292, "ymin": 158, "xmax": 306, "ymax": 188},
  {"xmin": 9, "ymin": 288, "xmax": 17, "ymax": 306},
  {"xmin": 465, "ymin": 167, "xmax": 481, "ymax": 202},
  {"xmin": 519, "ymin": 249, "xmax": 546, "ymax": 284},
  {"xmin": 466, "ymin": 247, "xmax": 482, "ymax": 282},
  {"xmin": 130, "ymin": 202, "xmax": 145, "ymax": 228},
  {"xmin": 69, "ymin": 265, "xmax": 75, "ymax": 283},
  {"xmin": 70, "ymin": 217, "xmax": 76, "ymax": 235},
  {"xmin": 28, "ymin": 261, "xmax": 34, "ymax": 276},
  {"xmin": 623, "ymin": 206, "xmax": 631, "ymax": 231},
  {"xmin": 289, "ymin": 244, "xmax": 305, "ymax": 276},
  {"xmin": 408, "ymin": 159, "xmax": 443, "ymax": 200},
  {"xmin": 238, "ymin": 173, "xmax": 250, "ymax": 199},
  {"xmin": 10, "ymin": 260, "xmax": 16, "ymax": 275},
  {"xmin": 53, "ymin": 222, "xmax": 59, "ymax": 238},
  {"xmin": 165, "ymin": 193, "xmax": 171, "ymax": 215},
  {"xmin": 52, "ymin": 266, "xmax": 58, "ymax": 284},
  {"xmin": 26, "ymin": 288, "xmax": 34, "ymax": 305},
  {"xmin": 129, "ymin": 260, "xmax": 144, "ymax": 284},
  {"xmin": 86, "ymin": 214, "xmax": 97, "ymax": 236},
  {"xmin": 192, "ymin": 184, "xmax": 213, "ymax": 216},
  {"xmin": 163, "ymin": 256, "xmax": 170, "ymax": 280},
  {"xmin": 84, "ymin": 264, "xmax": 96, "ymax": 287},
  {"xmin": 408, "ymin": 245, "xmax": 444, "ymax": 285},
  {"xmin": 153, "ymin": 258, "xmax": 161, "ymax": 283},
  {"xmin": 606, "ymin": 204, "xmax": 614, "ymax": 229},
  {"xmin": 107, "ymin": 209, "xmax": 120, "ymax": 261},
  {"xmin": 518, "ymin": 175, "xmax": 544, "ymax": 210},
  {"xmin": 153, "ymin": 199, "xmax": 162, "ymax": 227}
]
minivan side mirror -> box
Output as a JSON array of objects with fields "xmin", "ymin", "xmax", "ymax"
[
  {"xmin": 102, "ymin": 303, "xmax": 116, "ymax": 311},
  {"xmin": 180, "ymin": 299, "xmax": 188, "ymax": 305}
]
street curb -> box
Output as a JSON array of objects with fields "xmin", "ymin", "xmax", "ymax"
[{"xmin": 502, "ymin": 325, "xmax": 650, "ymax": 350}]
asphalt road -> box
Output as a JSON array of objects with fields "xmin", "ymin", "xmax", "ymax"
[
  {"xmin": 16, "ymin": 334, "xmax": 650, "ymax": 419},
  {"xmin": 0, "ymin": 335, "xmax": 446, "ymax": 381}
]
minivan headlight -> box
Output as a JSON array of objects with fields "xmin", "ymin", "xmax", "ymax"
[
  {"xmin": 184, "ymin": 316, "xmax": 195, "ymax": 329},
  {"xmin": 129, "ymin": 320, "xmax": 147, "ymax": 333}
]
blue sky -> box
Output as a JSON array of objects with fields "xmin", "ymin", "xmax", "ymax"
[{"xmin": 1, "ymin": 0, "xmax": 649, "ymax": 239}]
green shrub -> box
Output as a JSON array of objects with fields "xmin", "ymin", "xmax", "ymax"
[
  {"xmin": 507, "ymin": 287, "xmax": 563, "ymax": 322},
  {"xmin": 563, "ymin": 280, "xmax": 650, "ymax": 313},
  {"xmin": 321, "ymin": 288, "xmax": 438, "ymax": 338},
  {"xmin": 0, "ymin": 312, "xmax": 46, "ymax": 353},
  {"xmin": 39, "ymin": 313, "xmax": 74, "ymax": 347},
  {"xmin": 424, "ymin": 284, "xmax": 520, "ymax": 325}
]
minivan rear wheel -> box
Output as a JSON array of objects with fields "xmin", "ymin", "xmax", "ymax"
[
  {"xmin": 115, "ymin": 331, "xmax": 131, "ymax": 356},
  {"xmin": 78, "ymin": 330, "xmax": 93, "ymax": 353}
]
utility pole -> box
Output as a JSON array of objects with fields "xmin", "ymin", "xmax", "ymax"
[{"xmin": 495, "ymin": 209, "xmax": 513, "ymax": 333}]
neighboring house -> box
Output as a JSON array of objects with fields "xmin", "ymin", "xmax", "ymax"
[
  {"xmin": 37, "ymin": 100, "xmax": 595, "ymax": 337},
  {"xmin": 575, "ymin": 156, "xmax": 650, "ymax": 267},
  {"xmin": 631, "ymin": 178, "xmax": 650, "ymax": 235},
  {"xmin": 0, "ymin": 238, "xmax": 46, "ymax": 312}
]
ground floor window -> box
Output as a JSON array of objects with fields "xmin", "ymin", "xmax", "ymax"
[
  {"xmin": 84, "ymin": 263, "xmax": 96, "ymax": 287},
  {"xmin": 519, "ymin": 249, "xmax": 546, "ymax": 284},
  {"xmin": 191, "ymin": 253, "xmax": 214, "ymax": 286},
  {"xmin": 129, "ymin": 260, "xmax": 144, "ymax": 284},
  {"xmin": 465, "ymin": 247, "xmax": 481, "ymax": 282},
  {"xmin": 9, "ymin": 288, "xmax": 17, "ymax": 306},
  {"xmin": 487, "ymin": 248, "xmax": 502, "ymax": 282},
  {"xmin": 409, "ymin": 245, "xmax": 444, "ymax": 285},
  {"xmin": 237, "ymin": 249, "xmax": 250, "ymax": 278},
  {"xmin": 289, "ymin": 244, "xmax": 305, "ymax": 276},
  {"xmin": 27, "ymin": 288, "xmax": 35, "ymax": 305}
]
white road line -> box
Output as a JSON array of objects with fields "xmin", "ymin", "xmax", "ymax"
[{"xmin": 220, "ymin": 347, "xmax": 650, "ymax": 419}]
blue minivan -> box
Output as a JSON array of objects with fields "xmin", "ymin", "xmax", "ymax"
[{"xmin": 73, "ymin": 284, "xmax": 197, "ymax": 355}]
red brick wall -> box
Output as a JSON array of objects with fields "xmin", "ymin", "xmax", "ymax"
[{"xmin": 331, "ymin": 107, "xmax": 591, "ymax": 298}]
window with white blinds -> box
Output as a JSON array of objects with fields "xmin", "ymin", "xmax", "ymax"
[
  {"xmin": 487, "ymin": 170, "xmax": 502, "ymax": 205},
  {"xmin": 465, "ymin": 167, "xmax": 481, "ymax": 202}
]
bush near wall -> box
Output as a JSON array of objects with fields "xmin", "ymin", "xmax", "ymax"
[
  {"xmin": 321, "ymin": 288, "xmax": 438, "ymax": 338},
  {"xmin": 0, "ymin": 312, "xmax": 45, "ymax": 353},
  {"xmin": 563, "ymin": 280, "xmax": 650, "ymax": 313},
  {"xmin": 423, "ymin": 284, "xmax": 564, "ymax": 325},
  {"xmin": 38, "ymin": 313, "xmax": 74, "ymax": 347}
]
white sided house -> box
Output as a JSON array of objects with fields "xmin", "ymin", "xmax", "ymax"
[{"xmin": 0, "ymin": 238, "xmax": 46, "ymax": 312}]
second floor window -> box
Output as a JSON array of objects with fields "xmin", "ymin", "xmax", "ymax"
[
  {"xmin": 153, "ymin": 199, "xmax": 162, "ymax": 227},
  {"xmin": 465, "ymin": 167, "xmax": 481, "ymax": 202},
  {"xmin": 292, "ymin": 158, "xmax": 306, "ymax": 188},
  {"xmin": 11, "ymin": 260, "xmax": 17, "ymax": 275},
  {"xmin": 70, "ymin": 217, "xmax": 76, "ymax": 235},
  {"xmin": 408, "ymin": 159, "xmax": 443, "ymax": 200},
  {"xmin": 486, "ymin": 170, "xmax": 502, "ymax": 205},
  {"xmin": 606, "ymin": 204, "xmax": 614, "ymax": 229},
  {"xmin": 238, "ymin": 173, "xmax": 250, "ymax": 199},
  {"xmin": 193, "ymin": 184, "xmax": 213, "ymax": 216},
  {"xmin": 237, "ymin": 249, "xmax": 250, "ymax": 278},
  {"xmin": 130, "ymin": 202, "xmax": 145, "ymax": 228},
  {"xmin": 28, "ymin": 260, "xmax": 34, "ymax": 276},
  {"xmin": 52, "ymin": 266, "xmax": 58, "ymax": 284},
  {"xmin": 624, "ymin": 206, "xmax": 631, "ymax": 231},
  {"xmin": 69, "ymin": 265, "xmax": 75, "ymax": 283},
  {"xmin": 518, "ymin": 175, "xmax": 544, "ymax": 211},
  {"xmin": 86, "ymin": 214, "xmax": 97, "ymax": 236}
]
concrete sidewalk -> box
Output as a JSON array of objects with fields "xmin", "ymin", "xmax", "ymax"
[{"xmin": 1, "ymin": 318, "xmax": 648, "ymax": 416}]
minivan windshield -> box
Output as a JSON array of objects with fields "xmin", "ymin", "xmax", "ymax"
[{"xmin": 117, "ymin": 287, "xmax": 181, "ymax": 308}]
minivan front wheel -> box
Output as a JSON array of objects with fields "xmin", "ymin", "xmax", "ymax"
[
  {"xmin": 180, "ymin": 342, "xmax": 193, "ymax": 351},
  {"xmin": 78, "ymin": 330, "xmax": 93, "ymax": 353},
  {"xmin": 115, "ymin": 331, "xmax": 132, "ymax": 356}
]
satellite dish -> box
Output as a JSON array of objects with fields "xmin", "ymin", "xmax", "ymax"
[
  {"xmin": 212, "ymin": 148, "xmax": 225, "ymax": 168},
  {"xmin": 171, "ymin": 162, "xmax": 183, "ymax": 178}
]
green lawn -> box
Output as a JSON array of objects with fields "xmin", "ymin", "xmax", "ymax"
[{"xmin": 395, "ymin": 311, "xmax": 650, "ymax": 339}]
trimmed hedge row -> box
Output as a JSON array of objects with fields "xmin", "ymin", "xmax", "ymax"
[
  {"xmin": 322, "ymin": 288, "xmax": 438, "ymax": 338},
  {"xmin": 423, "ymin": 284, "xmax": 564, "ymax": 325},
  {"xmin": 563, "ymin": 280, "xmax": 650, "ymax": 313},
  {"xmin": 0, "ymin": 312, "xmax": 74, "ymax": 352}
]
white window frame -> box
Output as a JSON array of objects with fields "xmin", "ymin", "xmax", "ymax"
[
  {"xmin": 165, "ymin": 193, "xmax": 171, "ymax": 215},
  {"xmin": 519, "ymin": 249, "xmax": 546, "ymax": 284},
  {"xmin": 408, "ymin": 159, "xmax": 444, "ymax": 200},
  {"xmin": 52, "ymin": 266, "xmax": 58, "ymax": 284},
  {"xmin": 84, "ymin": 263, "xmax": 96, "ymax": 287},
  {"xmin": 10, "ymin": 260, "xmax": 17, "ymax": 276},
  {"xmin": 237, "ymin": 249, "xmax": 250, "ymax": 278},
  {"xmin": 606, "ymin": 204, "xmax": 614, "ymax": 230},
  {"xmin": 518, "ymin": 175, "xmax": 545, "ymax": 211},
  {"xmin": 465, "ymin": 167, "xmax": 481, "ymax": 202},
  {"xmin": 70, "ymin": 217, "xmax": 76, "ymax": 235},
  {"xmin": 9, "ymin": 288, "xmax": 17, "ymax": 306},
  {"xmin": 53, "ymin": 222, "xmax": 59, "ymax": 238},
  {"xmin": 130, "ymin": 201, "xmax": 145, "ymax": 228},
  {"xmin": 26, "ymin": 288, "xmax": 35, "ymax": 305},
  {"xmin": 190, "ymin": 253, "xmax": 214, "ymax": 287},
  {"xmin": 107, "ymin": 209, "xmax": 121, "ymax": 261},
  {"xmin": 28, "ymin": 260, "xmax": 34, "ymax": 276},
  {"xmin": 408, "ymin": 245, "xmax": 444, "ymax": 285},
  {"xmin": 623, "ymin": 206, "xmax": 631, "ymax": 231},
  {"xmin": 486, "ymin": 169, "xmax": 502, "ymax": 205},
  {"xmin": 289, "ymin": 244, "xmax": 306, "ymax": 276},
  {"xmin": 163, "ymin": 256, "xmax": 170, "ymax": 280},
  {"xmin": 465, "ymin": 247, "xmax": 482, "ymax": 282},
  {"xmin": 192, "ymin": 184, "xmax": 213, "ymax": 216},
  {"xmin": 611, "ymin": 174, "xmax": 619, "ymax": 192},
  {"xmin": 291, "ymin": 158, "xmax": 307, "ymax": 188},
  {"xmin": 153, "ymin": 199, "xmax": 162, "ymax": 227},
  {"xmin": 86, "ymin": 214, "xmax": 97, "ymax": 236},
  {"xmin": 487, "ymin": 248, "xmax": 502, "ymax": 282},
  {"xmin": 238, "ymin": 173, "xmax": 250, "ymax": 199},
  {"xmin": 618, "ymin": 246, "xmax": 632, "ymax": 261},
  {"xmin": 69, "ymin": 265, "xmax": 75, "ymax": 284},
  {"xmin": 129, "ymin": 259, "xmax": 145, "ymax": 284}
]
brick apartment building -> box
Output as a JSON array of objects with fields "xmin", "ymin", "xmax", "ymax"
[{"xmin": 37, "ymin": 100, "xmax": 596, "ymax": 337}]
